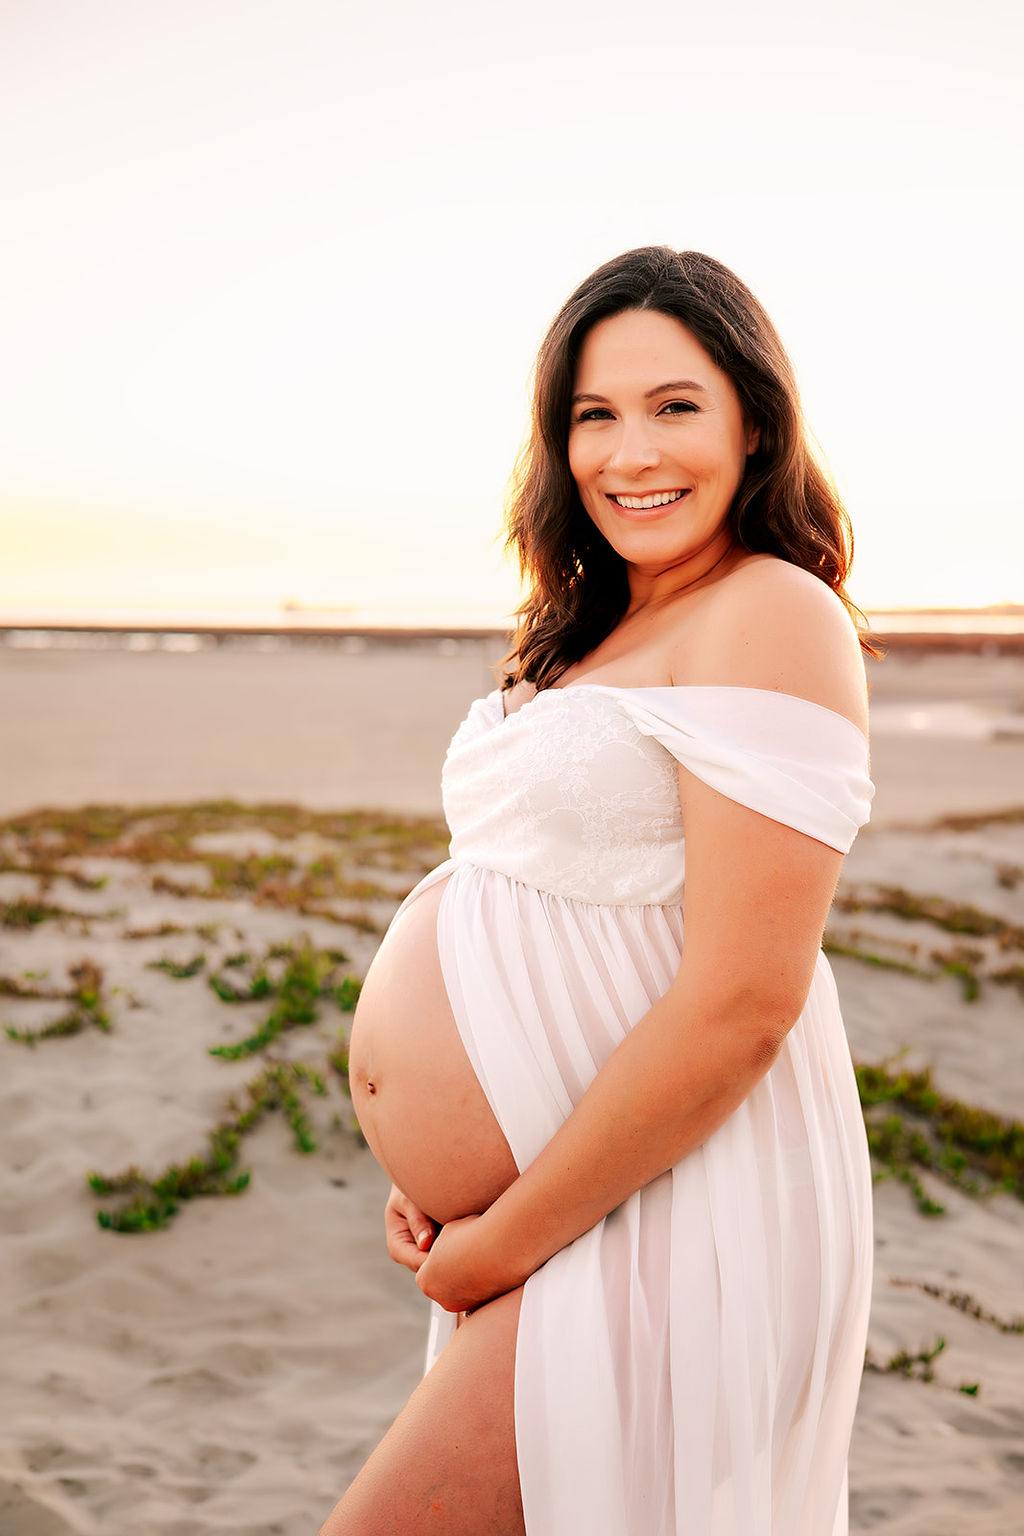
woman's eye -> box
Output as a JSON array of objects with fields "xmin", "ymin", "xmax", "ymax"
[
  {"xmin": 576, "ymin": 407, "xmax": 613, "ymax": 422},
  {"xmin": 659, "ymin": 400, "xmax": 698, "ymax": 416}
]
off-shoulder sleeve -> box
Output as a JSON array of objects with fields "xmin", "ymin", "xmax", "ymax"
[{"xmin": 599, "ymin": 685, "xmax": 873, "ymax": 854}]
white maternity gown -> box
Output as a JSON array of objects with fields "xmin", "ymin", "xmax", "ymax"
[{"xmin": 400, "ymin": 683, "xmax": 874, "ymax": 1536}]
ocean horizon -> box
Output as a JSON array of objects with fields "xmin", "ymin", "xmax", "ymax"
[
  {"xmin": 2, "ymin": 607, "xmax": 1023, "ymax": 742},
  {"xmin": 2, "ymin": 602, "xmax": 1024, "ymax": 650}
]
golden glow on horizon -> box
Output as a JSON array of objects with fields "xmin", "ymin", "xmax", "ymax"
[
  {"xmin": 2, "ymin": 497, "xmax": 1019, "ymax": 620},
  {"xmin": 1, "ymin": 0, "xmax": 1020, "ymax": 618}
]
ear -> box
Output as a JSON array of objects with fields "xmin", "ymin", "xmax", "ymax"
[{"xmin": 745, "ymin": 423, "xmax": 761, "ymax": 455}]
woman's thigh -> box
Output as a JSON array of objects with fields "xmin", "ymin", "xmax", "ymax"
[{"xmin": 318, "ymin": 1287, "xmax": 525, "ymax": 1536}]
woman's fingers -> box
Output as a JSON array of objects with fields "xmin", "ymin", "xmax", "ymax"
[
  {"xmin": 384, "ymin": 1184, "xmax": 437, "ymax": 1272},
  {"xmin": 414, "ymin": 1213, "xmax": 506, "ymax": 1314}
]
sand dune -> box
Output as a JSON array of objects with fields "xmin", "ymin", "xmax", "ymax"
[{"xmin": 1, "ymin": 640, "xmax": 1022, "ymax": 1533}]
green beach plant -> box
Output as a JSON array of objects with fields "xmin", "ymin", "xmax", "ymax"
[
  {"xmin": 147, "ymin": 954, "xmax": 206, "ymax": 979},
  {"xmin": 864, "ymin": 1337, "xmax": 946, "ymax": 1382},
  {"xmin": 206, "ymin": 940, "xmax": 361, "ymax": 1059},
  {"xmin": 88, "ymin": 1058, "xmax": 350, "ymax": 1231},
  {"xmin": 856, "ymin": 1060, "xmax": 1024, "ymax": 1214},
  {"xmin": 1, "ymin": 895, "xmax": 94, "ymax": 929},
  {"xmin": 835, "ymin": 886, "xmax": 1024, "ymax": 951},
  {"xmin": 821, "ymin": 937, "xmax": 933, "ymax": 978},
  {"xmin": 0, "ymin": 973, "xmax": 68, "ymax": 999},
  {"xmin": 4, "ymin": 960, "xmax": 110, "ymax": 1043},
  {"xmin": 890, "ymin": 1277, "xmax": 1024, "ymax": 1334}
]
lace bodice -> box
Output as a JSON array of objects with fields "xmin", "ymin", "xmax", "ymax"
[{"xmin": 441, "ymin": 685, "xmax": 873, "ymax": 906}]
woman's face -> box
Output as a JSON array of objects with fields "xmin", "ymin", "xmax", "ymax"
[{"xmin": 567, "ymin": 308, "xmax": 759, "ymax": 579}]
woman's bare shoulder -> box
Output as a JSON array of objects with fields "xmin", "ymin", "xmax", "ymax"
[
  {"xmin": 500, "ymin": 679, "xmax": 539, "ymax": 719},
  {"xmin": 670, "ymin": 556, "xmax": 868, "ymax": 731}
]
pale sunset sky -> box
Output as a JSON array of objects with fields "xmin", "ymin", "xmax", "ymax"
[{"xmin": 1, "ymin": 0, "xmax": 1021, "ymax": 623}]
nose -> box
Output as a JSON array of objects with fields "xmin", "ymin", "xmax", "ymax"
[{"xmin": 604, "ymin": 414, "xmax": 660, "ymax": 476}]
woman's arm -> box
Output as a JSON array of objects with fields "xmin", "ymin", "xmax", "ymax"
[
  {"xmin": 415, "ymin": 566, "xmax": 869, "ymax": 1313},
  {"xmin": 415, "ymin": 777, "xmax": 845, "ymax": 1311}
]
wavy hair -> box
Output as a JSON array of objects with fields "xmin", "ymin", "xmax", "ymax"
[{"xmin": 504, "ymin": 246, "xmax": 876, "ymax": 688}]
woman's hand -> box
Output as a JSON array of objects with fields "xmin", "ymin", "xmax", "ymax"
[
  {"xmin": 414, "ymin": 1212, "xmax": 525, "ymax": 1314},
  {"xmin": 384, "ymin": 1184, "xmax": 436, "ymax": 1274}
]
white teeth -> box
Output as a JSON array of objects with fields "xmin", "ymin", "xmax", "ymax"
[{"xmin": 611, "ymin": 490, "xmax": 687, "ymax": 510}]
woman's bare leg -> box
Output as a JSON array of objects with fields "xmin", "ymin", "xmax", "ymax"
[{"xmin": 318, "ymin": 1287, "xmax": 525, "ymax": 1536}]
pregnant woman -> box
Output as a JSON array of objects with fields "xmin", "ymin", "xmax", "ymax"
[{"xmin": 319, "ymin": 247, "xmax": 875, "ymax": 1535}]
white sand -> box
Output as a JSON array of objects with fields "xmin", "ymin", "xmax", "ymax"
[
  {"xmin": 0, "ymin": 641, "xmax": 500, "ymax": 819},
  {"xmin": 1, "ymin": 857, "xmax": 432, "ymax": 1535},
  {"xmin": 3, "ymin": 640, "xmax": 1024, "ymax": 826},
  {"xmin": 1, "ymin": 639, "xmax": 1023, "ymax": 1533},
  {"xmin": 832, "ymin": 815, "xmax": 1024, "ymax": 1531}
]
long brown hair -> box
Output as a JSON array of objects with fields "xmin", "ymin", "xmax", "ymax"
[{"xmin": 504, "ymin": 246, "xmax": 877, "ymax": 688}]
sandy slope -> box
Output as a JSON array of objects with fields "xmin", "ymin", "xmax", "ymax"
[
  {"xmin": 0, "ymin": 853, "xmax": 435, "ymax": 1535},
  {"xmin": 3, "ymin": 640, "xmax": 1024, "ymax": 825},
  {"xmin": 832, "ymin": 817, "xmax": 1024, "ymax": 1532},
  {"xmin": 1, "ymin": 641, "xmax": 1022, "ymax": 1533}
]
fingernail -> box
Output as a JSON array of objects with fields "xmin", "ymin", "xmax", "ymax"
[{"xmin": 417, "ymin": 1229, "xmax": 431, "ymax": 1248}]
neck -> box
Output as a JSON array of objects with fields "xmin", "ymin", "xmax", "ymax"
[{"xmin": 625, "ymin": 531, "xmax": 741, "ymax": 615}]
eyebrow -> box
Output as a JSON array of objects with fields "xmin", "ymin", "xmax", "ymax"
[{"xmin": 571, "ymin": 379, "xmax": 709, "ymax": 405}]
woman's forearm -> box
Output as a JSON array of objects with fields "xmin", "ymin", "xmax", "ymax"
[
  {"xmin": 476, "ymin": 968, "xmax": 799, "ymax": 1289},
  {"xmin": 414, "ymin": 777, "xmax": 846, "ymax": 1314}
]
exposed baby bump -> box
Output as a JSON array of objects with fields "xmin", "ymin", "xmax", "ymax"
[{"xmin": 349, "ymin": 877, "xmax": 518, "ymax": 1225}]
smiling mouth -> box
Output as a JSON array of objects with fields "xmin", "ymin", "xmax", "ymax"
[{"xmin": 608, "ymin": 490, "xmax": 689, "ymax": 510}]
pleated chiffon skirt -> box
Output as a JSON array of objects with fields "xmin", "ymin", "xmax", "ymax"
[{"xmin": 418, "ymin": 862, "xmax": 873, "ymax": 1536}]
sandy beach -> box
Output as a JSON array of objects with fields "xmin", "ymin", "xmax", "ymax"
[{"xmin": 1, "ymin": 636, "xmax": 1023, "ymax": 1534}]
